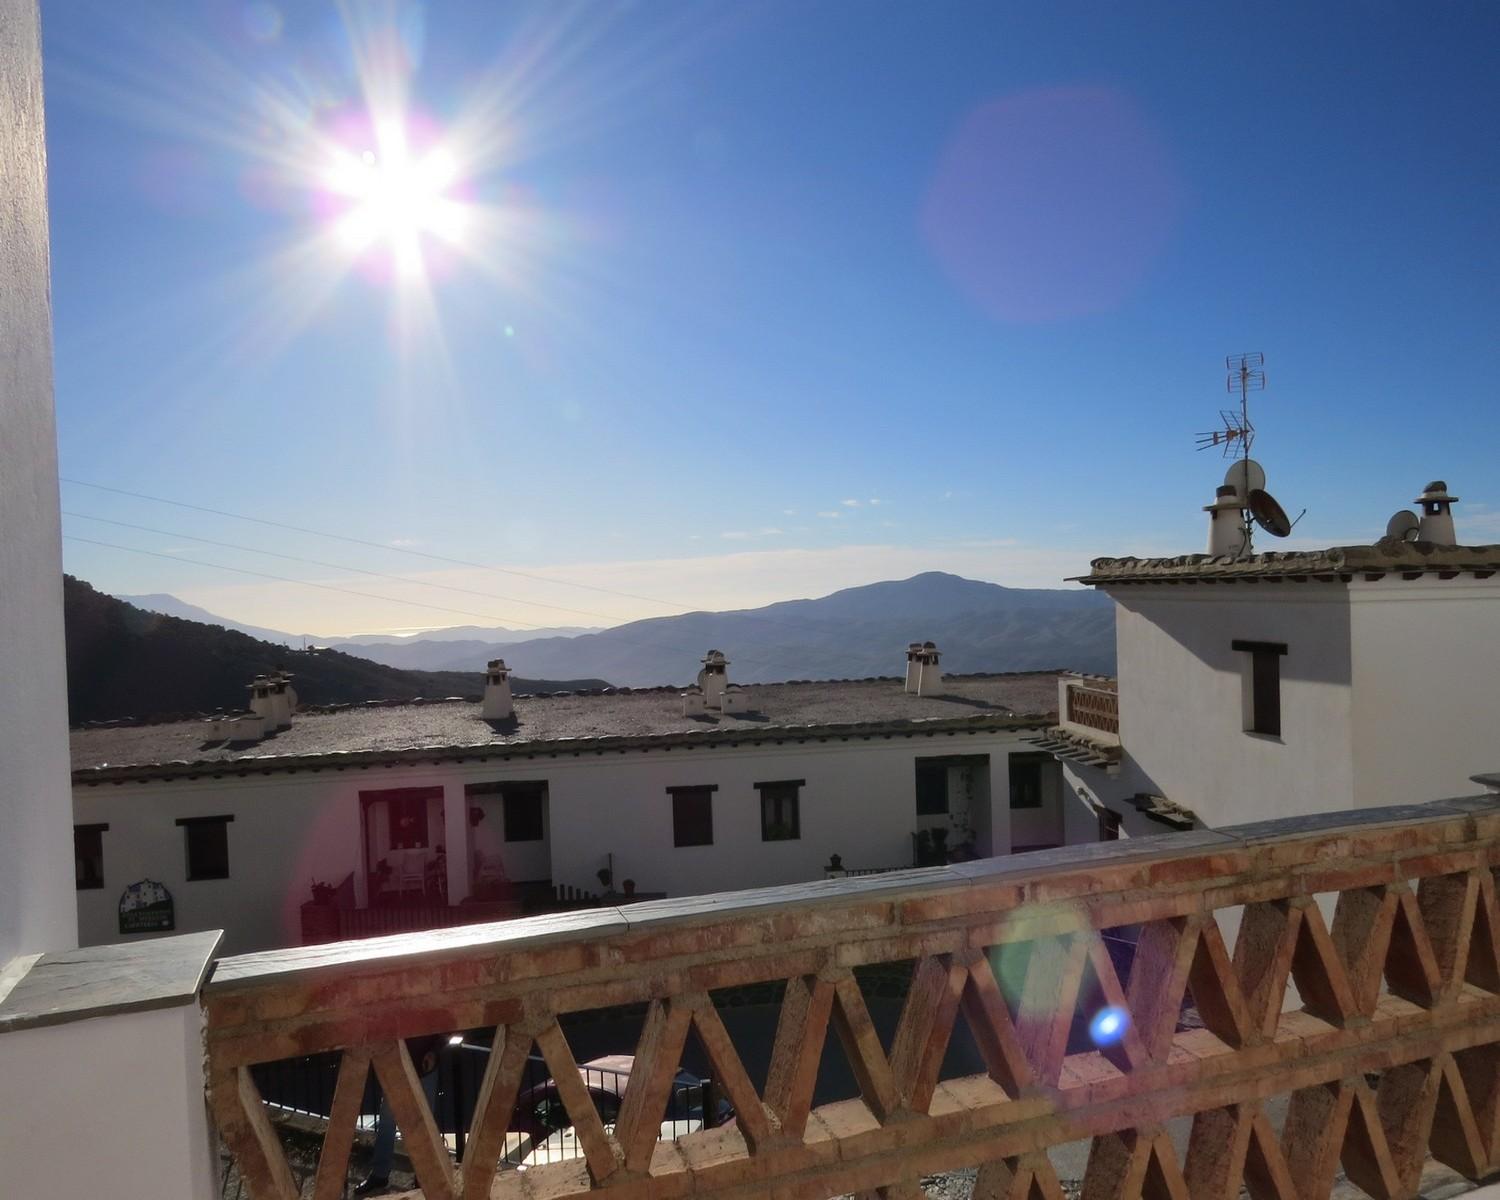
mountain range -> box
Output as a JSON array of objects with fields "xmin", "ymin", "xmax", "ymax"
[
  {"xmin": 67, "ymin": 578, "xmax": 607, "ymax": 724},
  {"xmin": 117, "ymin": 593, "xmax": 597, "ymax": 649},
  {"xmin": 118, "ymin": 572, "xmax": 1116, "ymax": 688},
  {"xmin": 490, "ymin": 572, "xmax": 1115, "ymax": 685}
]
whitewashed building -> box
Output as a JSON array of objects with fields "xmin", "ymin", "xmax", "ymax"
[
  {"xmin": 1041, "ymin": 481, "xmax": 1500, "ymax": 837},
  {"xmin": 71, "ymin": 665, "xmax": 1066, "ymax": 954}
]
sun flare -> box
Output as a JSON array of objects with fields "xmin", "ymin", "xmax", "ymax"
[{"xmin": 323, "ymin": 126, "xmax": 468, "ymax": 275}]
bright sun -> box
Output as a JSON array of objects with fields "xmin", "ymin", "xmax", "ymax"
[{"xmin": 324, "ymin": 124, "xmax": 467, "ymax": 274}]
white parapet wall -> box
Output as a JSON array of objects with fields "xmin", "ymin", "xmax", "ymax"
[
  {"xmin": 0, "ymin": 932, "xmax": 222, "ymax": 1200},
  {"xmin": 0, "ymin": 0, "xmax": 78, "ymax": 961}
]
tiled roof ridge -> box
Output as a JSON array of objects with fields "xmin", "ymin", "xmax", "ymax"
[
  {"xmin": 70, "ymin": 668, "xmax": 1073, "ymax": 731},
  {"xmin": 73, "ymin": 709, "xmax": 1055, "ymax": 785},
  {"xmin": 1076, "ymin": 537, "xmax": 1500, "ymax": 583}
]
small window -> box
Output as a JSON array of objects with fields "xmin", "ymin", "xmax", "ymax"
[
  {"xmin": 177, "ymin": 815, "xmax": 233, "ymax": 881},
  {"xmin": 75, "ymin": 823, "xmax": 108, "ymax": 890},
  {"xmin": 502, "ymin": 783, "xmax": 546, "ymax": 842},
  {"xmin": 914, "ymin": 762, "xmax": 948, "ymax": 816},
  {"xmin": 1233, "ymin": 640, "xmax": 1287, "ymax": 737},
  {"xmin": 1098, "ymin": 808, "xmax": 1122, "ymax": 841},
  {"xmin": 669, "ymin": 786, "xmax": 716, "ymax": 847},
  {"xmin": 757, "ymin": 780, "xmax": 803, "ymax": 841},
  {"xmin": 1008, "ymin": 754, "xmax": 1049, "ymax": 810}
]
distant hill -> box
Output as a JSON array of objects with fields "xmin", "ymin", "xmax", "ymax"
[
  {"xmin": 116, "ymin": 593, "xmax": 598, "ymax": 656},
  {"xmin": 493, "ymin": 571, "xmax": 1115, "ymax": 686},
  {"xmin": 67, "ymin": 578, "xmax": 608, "ymax": 724}
]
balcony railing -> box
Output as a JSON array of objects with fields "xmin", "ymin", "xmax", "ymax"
[
  {"xmin": 207, "ymin": 795, "xmax": 1500, "ymax": 1200},
  {"xmin": 1065, "ymin": 681, "xmax": 1119, "ymax": 736}
]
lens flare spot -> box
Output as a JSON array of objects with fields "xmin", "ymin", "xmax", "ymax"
[
  {"xmin": 922, "ymin": 86, "xmax": 1182, "ymax": 323},
  {"xmin": 1089, "ymin": 1005, "xmax": 1129, "ymax": 1047}
]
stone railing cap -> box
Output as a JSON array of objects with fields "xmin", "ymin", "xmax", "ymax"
[
  {"xmin": 202, "ymin": 795, "xmax": 1500, "ymax": 995},
  {"xmin": 0, "ymin": 930, "xmax": 222, "ymax": 1035}
]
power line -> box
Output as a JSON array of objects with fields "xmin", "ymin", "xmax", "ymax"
[
  {"xmin": 62, "ymin": 536, "xmax": 544, "ymax": 628},
  {"xmin": 60, "ymin": 477, "xmax": 682, "ymax": 610},
  {"xmin": 62, "ymin": 511, "xmax": 623, "ymax": 628},
  {"xmin": 59, "ymin": 476, "xmax": 863, "ymax": 646},
  {"xmin": 64, "ymin": 531, "xmax": 792, "ymax": 675}
]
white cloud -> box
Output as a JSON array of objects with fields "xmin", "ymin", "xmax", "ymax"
[
  {"xmin": 869, "ymin": 498, "xmax": 881, "ymax": 506},
  {"xmin": 817, "ymin": 511, "xmax": 841, "ymax": 519},
  {"xmin": 782, "ymin": 509, "xmax": 797, "ymax": 516},
  {"xmin": 720, "ymin": 528, "xmax": 784, "ymax": 541},
  {"xmin": 840, "ymin": 499, "xmax": 861, "ymax": 508}
]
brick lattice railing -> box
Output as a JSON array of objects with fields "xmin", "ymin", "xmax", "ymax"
[
  {"xmin": 1065, "ymin": 683, "xmax": 1120, "ymax": 736},
  {"xmin": 205, "ymin": 797, "xmax": 1500, "ymax": 1200}
]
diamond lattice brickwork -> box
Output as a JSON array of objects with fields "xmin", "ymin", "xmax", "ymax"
[{"xmin": 205, "ymin": 802, "xmax": 1500, "ymax": 1200}]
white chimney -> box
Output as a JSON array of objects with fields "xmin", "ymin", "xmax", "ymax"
[
  {"xmin": 1205, "ymin": 485, "xmax": 1249, "ymax": 557},
  {"xmin": 1414, "ymin": 480, "xmax": 1458, "ymax": 545},
  {"xmin": 483, "ymin": 659, "xmax": 514, "ymax": 720},
  {"xmin": 915, "ymin": 642, "xmax": 942, "ymax": 696},
  {"xmin": 697, "ymin": 650, "xmax": 729, "ymax": 710},
  {"xmin": 904, "ymin": 642, "xmax": 924, "ymax": 693},
  {"xmin": 268, "ymin": 671, "xmax": 294, "ymax": 730},
  {"xmin": 247, "ymin": 676, "xmax": 275, "ymax": 730}
]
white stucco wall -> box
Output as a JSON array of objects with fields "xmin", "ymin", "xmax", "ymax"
[
  {"xmin": 0, "ymin": 0, "xmax": 77, "ymax": 961},
  {"xmin": 544, "ymin": 733, "xmax": 1034, "ymax": 896},
  {"xmin": 76, "ymin": 765, "xmax": 476, "ymax": 955},
  {"xmin": 1349, "ymin": 576, "xmax": 1500, "ymax": 808},
  {"xmin": 1106, "ymin": 586, "xmax": 1356, "ymax": 828},
  {"xmin": 0, "ymin": 1002, "xmax": 218, "ymax": 1200},
  {"xmin": 74, "ymin": 730, "xmax": 1043, "ymax": 953}
]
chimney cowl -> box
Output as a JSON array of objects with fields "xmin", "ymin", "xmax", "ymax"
[
  {"xmin": 1413, "ymin": 479, "xmax": 1459, "ymax": 545},
  {"xmin": 1414, "ymin": 481, "xmax": 1459, "ymax": 507}
]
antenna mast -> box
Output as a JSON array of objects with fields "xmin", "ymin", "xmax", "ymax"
[{"xmin": 1197, "ymin": 351, "xmax": 1265, "ymax": 552}]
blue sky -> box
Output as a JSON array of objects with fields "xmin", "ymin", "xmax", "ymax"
[{"xmin": 43, "ymin": 1, "xmax": 1500, "ymax": 635}]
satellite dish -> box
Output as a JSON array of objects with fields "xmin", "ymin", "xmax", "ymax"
[
  {"xmin": 1224, "ymin": 458, "xmax": 1266, "ymax": 497},
  {"xmin": 1248, "ymin": 488, "xmax": 1292, "ymax": 537},
  {"xmin": 1386, "ymin": 510, "xmax": 1420, "ymax": 542}
]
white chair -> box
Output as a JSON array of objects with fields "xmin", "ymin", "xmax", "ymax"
[
  {"xmin": 474, "ymin": 850, "xmax": 508, "ymax": 893},
  {"xmin": 393, "ymin": 847, "xmax": 427, "ymax": 895}
]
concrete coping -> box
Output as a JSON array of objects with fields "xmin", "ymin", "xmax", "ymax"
[
  {"xmin": 0, "ymin": 930, "xmax": 222, "ymax": 1035},
  {"xmin": 202, "ymin": 794, "xmax": 1500, "ymax": 995}
]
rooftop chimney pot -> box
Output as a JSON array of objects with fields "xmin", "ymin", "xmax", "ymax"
[
  {"xmin": 697, "ymin": 650, "xmax": 729, "ymax": 708},
  {"xmin": 483, "ymin": 659, "xmax": 514, "ymax": 721},
  {"xmin": 1414, "ymin": 480, "xmax": 1459, "ymax": 545}
]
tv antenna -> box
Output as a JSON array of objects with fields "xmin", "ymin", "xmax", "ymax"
[
  {"xmin": 1196, "ymin": 352, "xmax": 1264, "ymax": 457},
  {"xmin": 1194, "ymin": 352, "xmax": 1302, "ymax": 554}
]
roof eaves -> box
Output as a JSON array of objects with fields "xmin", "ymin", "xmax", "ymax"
[{"xmin": 74, "ymin": 711, "xmax": 1053, "ymax": 786}]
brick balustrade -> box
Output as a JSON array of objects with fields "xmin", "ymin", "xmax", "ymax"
[
  {"xmin": 1065, "ymin": 684, "xmax": 1120, "ymax": 737},
  {"xmin": 205, "ymin": 796, "xmax": 1500, "ymax": 1200}
]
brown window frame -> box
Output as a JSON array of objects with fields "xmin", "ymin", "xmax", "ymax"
[
  {"xmin": 756, "ymin": 780, "xmax": 803, "ymax": 842},
  {"xmin": 668, "ymin": 785, "xmax": 716, "ymax": 848},
  {"xmin": 1233, "ymin": 640, "xmax": 1287, "ymax": 737},
  {"xmin": 75, "ymin": 823, "xmax": 109, "ymax": 890},
  {"xmin": 177, "ymin": 815, "xmax": 233, "ymax": 882}
]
